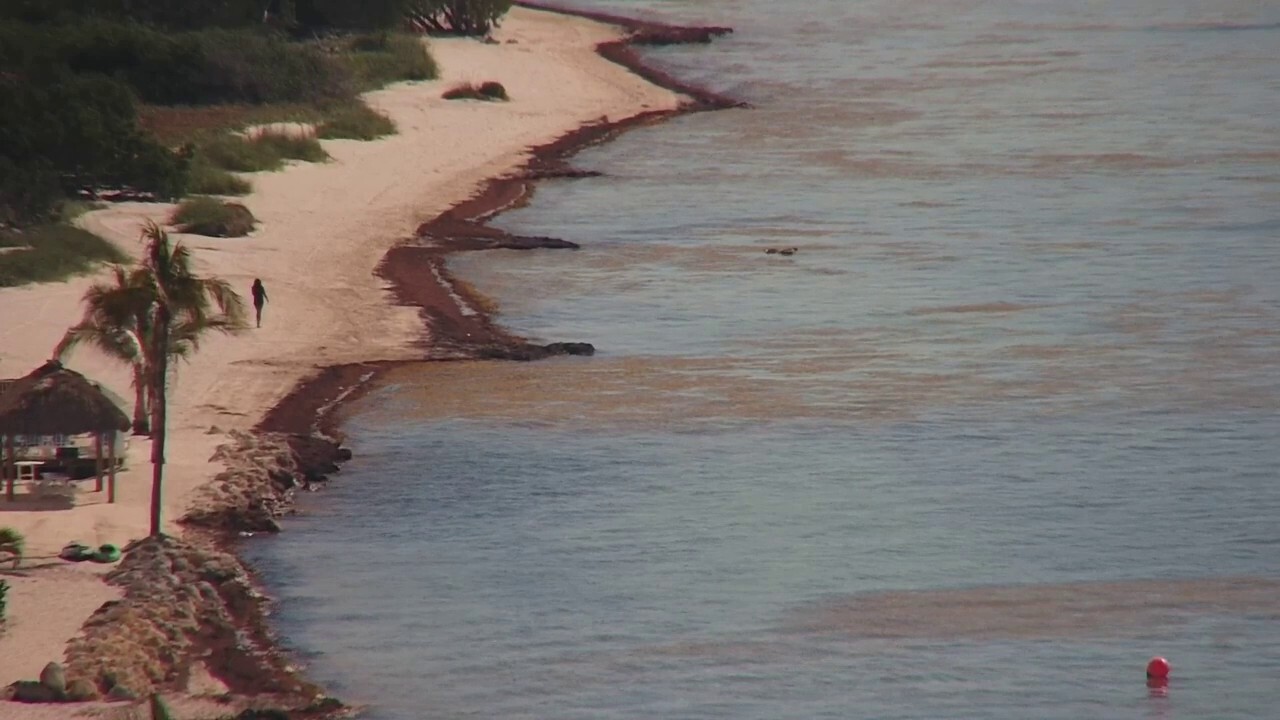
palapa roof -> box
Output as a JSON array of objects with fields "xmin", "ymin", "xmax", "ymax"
[{"xmin": 0, "ymin": 360, "xmax": 129, "ymax": 436}]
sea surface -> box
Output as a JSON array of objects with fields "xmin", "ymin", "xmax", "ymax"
[{"xmin": 243, "ymin": 1, "xmax": 1280, "ymax": 717}]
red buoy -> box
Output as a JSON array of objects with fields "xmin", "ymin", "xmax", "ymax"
[{"xmin": 1146, "ymin": 656, "xmax": 1170, "ymax": 685}]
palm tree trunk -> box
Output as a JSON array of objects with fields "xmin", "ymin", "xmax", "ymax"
[
  {"xmin": 149, "ymin": 307, "xmax": 170, "ymax": 537},
  {"xmin": 131, "ymin": 365, "xmax": 151, "ymax": 435}
]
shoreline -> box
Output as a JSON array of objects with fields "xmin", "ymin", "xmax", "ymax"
[
  {"xmin": 0, "ymin": 3, "xmax": 739, "ymax": 716},
  {"xmin": 258, "ymin": 2, "xmax": 744, "ymax": 441}
]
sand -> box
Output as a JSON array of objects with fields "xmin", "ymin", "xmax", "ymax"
[{"xmin": 0, "ymin": 6, "xmax": 684, "ymax": 709}]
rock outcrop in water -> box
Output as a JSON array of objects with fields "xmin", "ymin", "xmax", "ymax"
[{"xmin": 475, "ymin": 341, "xmax": 596, "ymax": 361}]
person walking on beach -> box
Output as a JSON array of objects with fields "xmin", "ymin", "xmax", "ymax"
[{"xmin": 250, "ymin": 278, "xmax": 268, "ymax": 328}]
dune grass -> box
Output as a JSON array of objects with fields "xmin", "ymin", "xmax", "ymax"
[
  {"xmin": 346, "ymin": 32, "xmax": 439, "ymax": 89},
  {"xmin": 316, "ymin": 101, "xmax": 397, "ymax": 140},
  {"xmin": 187, "ymin": 158, "xmax": 253, "ymax": 196},
  {"xmin": 196, "ymin": 129, "xmax": 329, "ymax": 174},
  {"xmin": 0, "ymin": 224, "xmax": 127, "ymax": 287},
  {"xmin": 170, "ymin": 197, "xmax": 256, "ymax": 237}
]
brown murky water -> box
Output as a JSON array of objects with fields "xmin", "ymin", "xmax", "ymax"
[{"xmin": 253, "ymin": 2, "xmax": 1280, "ymax": 718}]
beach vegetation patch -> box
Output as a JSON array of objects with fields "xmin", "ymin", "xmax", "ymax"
[
  {"xmin": 188, "ymin": 158, "xmax": 253, "ymax": 196},
  {"xmin": 0, "ymin": 225, "xmax": 128, "ymax": 288},
  {"xmin": 0, "ymin": 68, "xmax": 188, "ymax": 226},
  {"xmin": 171, "ymin": 197, "xmax": 257, "ymax": 238},
  {"xmin": 442, "ymin": 80, "xmax": 509, "ymax": 101},
  {"xmin": 346, "ymin": 32, "xmax": 439, "ymax": 88},
  {"xmin": 0, "ymin": 19, "xmax": 356, "ymax": 107},
  {"xmin": 0, "ymin": 527, "xmax": 23, "ymax": 568},
  {"xmin": 0, "ymin": 579, "xmax": 7, "ymax": 626},
  {"xmin": 407, "ymin": 0, "xmax": 515, "ymax": 36},
  {"xmin": 317, "ymin": 101, "xmax": 398, "ymax": 140},
  {"xmin": 196, "ymin": 129, "xmax": 328, "ymax": 174},
  {"xmin": 248, "ymin": 128, "xmax": 330, "ymax": 163}
]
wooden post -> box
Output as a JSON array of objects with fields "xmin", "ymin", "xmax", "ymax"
[
  {"xmin": 4, "ymin": 434, "xmax": 13, "ymax": 501},
  {"xmin": 94, "ymin": 433, "xmax": 104, "ymax": 492},
  {"xmin": 107, "ymin": 430, "xmax": 117, "ymax": 504}
]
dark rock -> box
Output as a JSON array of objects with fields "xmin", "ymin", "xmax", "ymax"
[
  {"xmin": 476, "ymin": 341, "xmax": 596, "ymax": 362},
  {"xmin": 10, "ymin": 680, "xmax": 59, "ymax": 703},
  {"xmin": 302, "ymin": 696, "xmax": 344, "ymax": 714},
  {"xmin": 336, "ymin": 447, "xmax": 353, "ymax": 462},
  {"xmin": 107, "ymin": 684, "xmax": 138, "ymax": 700},
  {"xmin": 237, "ymin": 709, "xmax": 292, "ymax": 720},
  {"xmin": 493, "ymin": 235, "xmax": 580, "ymax": 250},
  {"xmin": 66, "ymin": 678, "xmax": 98, "ymax": 701},
  {"xmin": 39, "ymin": 662, "xmax": 66, "ymax": 695},
  {"xmin": 521, "ymin": 168, "xmax": 604, "ymax": 180},
  {"xmin": 543, "ymin": 342, "xmax": 596, "ymax": 357},
  {"xmin": 632, "ymin": 26, "xmax": 733, "ymax": 45}
]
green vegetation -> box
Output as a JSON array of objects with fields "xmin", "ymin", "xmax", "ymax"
[
  {"xmin": 346, "ymin": 32, "xmax": 438, "ymax": 88},
  {"xmin": 0, "ymin": 7, "xmax": 445, "ymax": 230},
  {"xmin": 0, "ymin": 0, "xmax": 511, "ymax": 284},
  {"xmin": 442, "ymin": 80, "xmax": 509, "ymax": 101},
  {"xmin": 407, "ymin": 0, "xmax": 515, "ymax": 35},
  {"xmin": 0, "ymin": 225, "xmax": 128, "ymax": 288},
  {"xmin": 0, "ymin": 68, "xmax": 187, "ymax": 226},
  {"xmin": 66, "ymin": 223, "xmax": 245, "ymax": 533},
  {"xmin": 170, "ymin": 198, "xmax": 257, "ymax": 237},
  {"xmin": 317, "ymin": 102, "xmax": 398, "ymax": 140},
  {"xmin": 197, "ymin": 130, "xmax": 328, "ymax": 173},
  {"xmin": 188, "ymin": 159, "xmax": 253, "ymax": 196},
  {"xmin": 0, "ymin": 527, "xmax": 23, "ymax": 568},
  {"xmin": 0, "ymin": 579, "xmax": 8, "ymax": 625}
]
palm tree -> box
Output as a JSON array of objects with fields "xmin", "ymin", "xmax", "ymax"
[
  {"xmin": 63, "ymin": 221, "xmax": 245, "ymax": 535},
  {"xmin": 55, "ymin": 266, "xmax": 153, "ymax": 435},
  {"xmin": 57, "ymin": 258, "xmax": 245, "ymax": 437},
  {"xmin": 140, "ymin": 222, "xmax": 245, "ymax": 536}
]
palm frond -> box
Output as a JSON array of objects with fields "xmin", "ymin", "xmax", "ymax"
[{"xmin": 55, "ymin": 324, "xmax": 143, "ymax": 365}]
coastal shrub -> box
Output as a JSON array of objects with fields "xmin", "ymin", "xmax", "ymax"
[
  {"xmin": 249, "ymin": 128, "xmax": 330, "ymax": 163},
  {"xmin": 0, "ymin": 579, "xmax": 8, "ymax": 623},
  {"xmin": 0, "ymin": 225, "xmax": 126, "ymax": 287},
  {"xmin": 407, "ymin": 0, "xmax": 515, "ymax": 36},
  {"xmin": 442, "ymin": 80, "xmax": 508, "ymax": 101},
  {"xmin": 188, "ymin": 159, "xmax": 253, "ymax": 196},
  {"xmin": 0, "ymin": 527, "xmax": 22, "ymax": 568},
  {"xmin": 0, "ymin": 0, "xmax": 265, "ymax": 29},
  {"xmin": 345, "ymin": 32, "xmax": 439, "ymax": 89},
  {"xmin": 0, "ymin": 20, "xmax": 355, "ymax": 106},
  {"xmin": 0, "ymin": 69, "xmax": 188, "ymax": 224},
  {"xmin": 170, "ymin": 197, "xmax": 257, "ymax": 237},
  {"xmin": 197, "ymin": 129, "xmax": 327, "ymax": 174},
  {"xmin": 295, "ymin": 0, "xmax": 414, "ymax": 30},
  {"xmin": 316, "ymin": 101, "xmax": 397, "ymax": 140},
  {"xmin": 195, "ymin": 134, "xmax": 282, "ymax": 173},
  {"xmin": 191, "ymin": 29, "xmax": 355, "ymax": 105}
]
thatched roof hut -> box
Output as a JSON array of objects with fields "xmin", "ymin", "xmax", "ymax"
[
  {"xmin": 0, "ymin": 360, "xmax": 129, "ymax": 502},
  {"xmin": 0, "ymin": 359, "xmax": 128, "ymax": 436}
]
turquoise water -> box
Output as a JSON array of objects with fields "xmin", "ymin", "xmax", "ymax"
[{"xmin": 245, "ymin": 1, "xmax": 1280, "ymax": 717}]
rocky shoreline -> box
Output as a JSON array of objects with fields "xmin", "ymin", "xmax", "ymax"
[{"xmin": 5, "ymin": 430, "xmax": 353, "ymax": 716}]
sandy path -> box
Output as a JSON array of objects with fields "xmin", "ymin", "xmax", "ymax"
[{"xmin": 0, "ymin": 6, "xmax": 682, "ymax": 700}]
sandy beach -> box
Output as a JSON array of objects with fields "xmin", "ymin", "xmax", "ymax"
[{"xmin": 0, "ymin": 5, "xmax": 696, "ymax": 714}]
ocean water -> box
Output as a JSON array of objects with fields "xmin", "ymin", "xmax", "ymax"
[{"xmin": 243, "ymin": 1, "xmax": 1280, "ymax": 718}]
